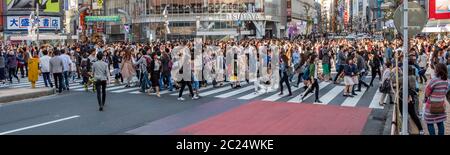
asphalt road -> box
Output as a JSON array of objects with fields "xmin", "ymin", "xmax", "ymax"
[{"xmin": 0, "ymin": 78, "xmax": 388, "ymax": 135}]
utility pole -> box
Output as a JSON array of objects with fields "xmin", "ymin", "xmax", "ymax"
[
  {"xmin": 36, "ymin": 4, "xmax": 40, "ymax": 48},
  {"xmin": 401, "ymin": 0, "xmax": 409, "ymax": 135}
]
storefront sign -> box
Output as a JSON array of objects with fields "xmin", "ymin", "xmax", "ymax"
[
  {"xmin": 6, "ymin": 16, "xmax": 60, "ymax": 30},
  {"xmin": 85, "ymin": 16, "xmax": 121, "ymax": 22},
  {"xmin": 226, "ymin": 13, "xmax": 265, "ymax": 21}
]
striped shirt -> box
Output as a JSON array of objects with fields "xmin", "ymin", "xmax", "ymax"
[{"xmin": 424, "ymin": 78, "xmax": 448, "ymax": 124}]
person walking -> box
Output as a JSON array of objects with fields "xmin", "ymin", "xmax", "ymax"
[
  {"xmin": 160, "ymin": 51, "xmax": 173, "ymax": 91},
  {"xmin": 40, "ymin": 50, "xmax": 53, "ymax": 88},
  {"xmin": 369, "ymin": 52, "xmax": 382, "ymax": 86},
  {"xmin": 342, "ymin": 58, "xmax": 356, "ymax": 97},
  {"xmin": 418, "ymin": 50, "xmax": 428, "ymax": 84},
  {"xmin": 150, "ymin": 54, "xmax": 162, "ymax": 97},
  {"xmin": 60, "ymin": 49, "xmax": 72, "ymax": 90},
  {"xmin": 355, "ymin": 51, "xmax": 370, "ymax": 91},
  {"xmin": 92, "ymin": 52, "xmax": 109, "ymax": 111},
  {"xmin": 321, "ymin": 45, "xmax": 332, "ymax": 82},
  {"xmin": 50, "ymin": 50, "xmax": 64, "ymax": 94},
  {"xmin": 27, "ymin": 52, "xmax": 39, "ymax": 88},
  {"xmin": 333, "ymin": 46, "xmax": 346, "ymax": 84},
  {"xmin": 133, "ymin": 50, "xmax": 151, "ymax": 94},
  {"xmin": 279, "ymin": 54, "xmax": 293, "ymax": 96},
  {"xmin": 301, "ymin": 55, "xmax": 322, "ymax": 103},
  {"xmin": 121, "ymin": 50, "xmax": 136, "ymax": 88},
  {"xmin": 424, "ymin": 63, "xmax": 448, "ymax": 135},
  {"xmin": 0, "ymin": 51, "xmax": 6, "ymax": 85},
  {"xmin": 6, "ymin": 50, "xmax": 20, "ymax": 84},
  {"xmin": 379, "ymin": 61, "xmax": 394, "ymax": 106}
]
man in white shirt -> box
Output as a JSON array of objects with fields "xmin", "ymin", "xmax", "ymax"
[
  {"xmin": 60, "ymin": 48, "xmax": 72, "ymax": 90},
  {"xmin": 39, "ymin": 50, "xmax": 53, "ymax": 88}
]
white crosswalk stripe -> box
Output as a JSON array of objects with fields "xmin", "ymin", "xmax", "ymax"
[
  {"xmin": 216, "ymin": 85, "xmax": 254, "ymax": 98},
  {"xmin": 262, "ymin": 83, "xmax": 304, "ymax": 102},
  {"xmin": 316, "ymin": 86, "xmax": 345, "ymax": 105},
  {"xmin": 288, "ymin": 82, "xmax": 331, "ymax": 103},
  {"xmin": 1, "ymin": 76, "xmax": 386, "ymax": 109},
  {"xmin": 369, "ymin": 90, "xmax": 385, "ymax": 109},
  {"xmin": 341, "ymin": 87, "xmax": 368, "ymax": 107}
]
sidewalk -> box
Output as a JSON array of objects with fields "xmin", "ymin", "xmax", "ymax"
[{"xmin": 0, "ymin": 88, "xmax": 55, "ymax": 104}]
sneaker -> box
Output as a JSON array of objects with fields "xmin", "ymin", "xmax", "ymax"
[
  {"xmin": 177, "ymin": 97, "xmax": 185, "ymax": 101},
  {"xmin": 192, "ymin": 96, "xmax": 199, "ymax": 100},
  {"xmin": 419, "ymin": 130, "xmax": 425, "ymax": 135},
  {"xmin": 315, "ymin": 100, "xmax": 323, "ymax": 103}
]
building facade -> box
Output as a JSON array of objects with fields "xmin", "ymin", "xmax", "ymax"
[
  {"xmin": 102, "ymin": 0, "xmax": 288, "ymax": 42},
  {"xmin": 2, "ymin": 0, "xmax": 64, "ymax": 42}
]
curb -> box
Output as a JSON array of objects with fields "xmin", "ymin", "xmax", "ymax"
[
  {"xmin": 0, "ymin": 89, "xmax": 55, "ymax": 104},
  {"xmin": 382, "ymin": 104, "xmax": 394, "ymax": 135}
]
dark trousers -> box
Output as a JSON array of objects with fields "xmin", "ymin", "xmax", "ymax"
[
  {"xmin": 18, "ymin": 65, "xmax": 25, "ymax": 77},
  {"xmin": 178, "ymin": 80, "xmax": 195, "ymax": 98},
  {"xmin": 370, "ymin": 67, "xmax": 382, "ymax": 86},
  {"xmin": 8, "ymin": 67, "xmax": 19, "ymax": 83},
  {"xmin": 279, "ymin": 71, "xmax": 292, "ymax": 94},
  {"xmin": 304, "ymin": 79, "xmax": 320, "ymax": 100},
  {"xmin": 53, "ymin": 73, "xmax": 63, "ymax": 93},
  {"xmin": 95, "ymin": 80, "xmax": 107, "ymax": 107},
  {"xmin": 296, "ymin": 72, "xmax": 304, "ymax": 86},
  {"xmin": 333, "ymin": 64, "xmax": 344, "ymax": 82},
  {"xmin": 42, "ymin": 72, "xmax": 53, "ymax": 87},
  {"xmin": 399, "ymin": 94, "xmax": 423, "ymax": 131},
  {"xmin": 358, "ymin": 72, "xmax": 370, "ymax": 90},
  {"xmin": 419, "ymin": 67, "xmax": 427, "ymax": 83},
  {"xmin": 76, "ymin": 65, "xmax": 81, "ymax": 79},
  {"xmin": 63, "ymin": 71, "xmax": 70, "ymax": 90}
]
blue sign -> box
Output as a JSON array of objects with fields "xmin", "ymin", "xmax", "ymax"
[{"xmin": 7, "ymin": 16, "xmax": 61, "ymax": 30}]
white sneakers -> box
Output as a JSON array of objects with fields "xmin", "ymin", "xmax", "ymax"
[{"xmin": 178, "ymin": 95, "xmax": 199, "ymax": 101}]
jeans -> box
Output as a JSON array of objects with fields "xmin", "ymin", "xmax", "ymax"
[
  {"xmin": 159, "ymin": 73, "xmax": 173, "ymax": 91},
  {"xmin": 427, "ymin": 122, "xmax": 445, "ymax": 135},
  {"xmin": 53, "ymin": 73, "xmax": 63, "ymax": 93},
  {"xmin": 333, "ymin": 64, "xmax": 344, "ymax": 82},
  {"xmin": 279, "ymin": 71, "xmax": 292, "ymax": 94},
  {"xmin": 95, "ymin": 80, "xmax": 107, "ymax": 107},
  {"xmin": 419, "ymin": 67, "xmax": 427, "ymax": 83},
  {"xmin": 63, "ymin": 71, "xmax": 70, "ymax": 90},
  {"xmin": 140, "ymin": 72, "xmax": 151, "ymax": 92},
  {"xmin": 42, "ymin": 72, "xmax": 53, "ymax": 87}
]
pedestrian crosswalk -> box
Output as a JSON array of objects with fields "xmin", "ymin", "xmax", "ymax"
[{"xmin": 2, "ymin": 76, "xmax": 386, "ymax": 109}]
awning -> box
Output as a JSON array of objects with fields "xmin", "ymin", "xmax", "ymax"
[{"xmin": 422, "ymin": 19, "xmax": 450, "ymax": 33}]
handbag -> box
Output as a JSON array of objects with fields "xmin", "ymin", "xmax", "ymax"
[
  {"xmin": 426, "ymin": 83, "xmax": 447, "ymax": 114},
  {"xmin": 379, "ymin": 79, "xmax": 391, "ymax": 93}
]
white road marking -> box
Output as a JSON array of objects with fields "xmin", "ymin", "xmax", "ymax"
[
  {"xmin": 0, "ymin": 115, "xmax": 80, "ymax": 135},
  {"xmin": 341, "ymin": 87, "xmax": 367, "ymax": 107},
  {"xmin": 316, "ymin": 86, "xmax": 345, "ymax": 105},
  {"xmin": 216, "ymin": 85, "xmax": 254, "ymax": 98},
  {"xmin": 369, "ymin": 90, "xmax": 385, "ymax": 109}
]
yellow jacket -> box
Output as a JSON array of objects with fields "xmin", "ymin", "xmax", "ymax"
[{"xmin": 28, "ymin": 57, "xmax": 40, "ymax": 82}]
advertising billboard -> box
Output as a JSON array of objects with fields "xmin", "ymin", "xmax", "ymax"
[
  {"xmin": 6, "ymin": 0, "xmax": 60, "ymax": 13},
  {"xmin": 430, "ymin": 0, "xmax": 450, "ymax": 19}
]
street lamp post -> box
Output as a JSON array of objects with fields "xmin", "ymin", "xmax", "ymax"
[{"xmin": 237, "ymin": 12, "xmax": 244, "ymax": 43}]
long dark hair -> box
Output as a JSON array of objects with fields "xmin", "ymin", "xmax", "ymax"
[{"xmin": 435, "ymin": 63, "xmax": 448, "ymax": 80}]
